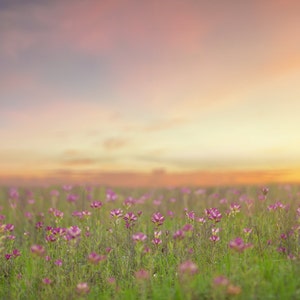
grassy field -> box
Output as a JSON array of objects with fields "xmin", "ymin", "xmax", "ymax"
[{"xmin": 0, "ymin": 184, "xmax": 300, "ymax": 299}]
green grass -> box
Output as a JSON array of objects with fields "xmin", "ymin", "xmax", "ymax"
[{"xmin": 0, "ymin": 184, "xmax": 300, "ymax": 299}]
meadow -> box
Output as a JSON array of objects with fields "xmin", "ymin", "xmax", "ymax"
[{"xmin": 0, "ymin": 183, "xmax": 300, "ymax": 299}]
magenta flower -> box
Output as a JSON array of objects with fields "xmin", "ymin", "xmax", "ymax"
[
  {"xmin": 173, "ymin": 230, "xmax": 185, "ymax": 240},
  {"xmin": 42, "ymin": 278, "xmax": 52, "ymax": 285},
  {"xmin": 229, "ymin": 237, "xmax": 253, "ymax": 253},
  {"xmin": 123, "ymin": 212, "xmax": 138, "ymax": 228},
  {"xmin": 106, "ymin": 189, "xmax": 117, "ymax": 202},
  {"xmin": 205, "ymin": 208, "xmax": 222, "ymax": 223},
  {"xmin": 12, "ymin": 249, "xmax": 21, "ymax": 257},
  {"xmin": 182, "ymin": 224, "xmax": 193, "ymax": 232},
  {"xmin": 213, "ymin": 275, "xmax": 230, "ymax": 286},
  {"xmin": 88, "ymin": 252, "xmax": 106, "ymax": 264},
  {"xmin": 76, "ymin": 282, "xmax": 90, "ymax": 294},
  {"xmin": 5, "ymin": 254, "xmax": 12, "ymax": 260},
  {"xmin": 151, "ymin": 212, "xmax": 165, "ymax": 226},
  {"xmin": 90, "ymin": 201, "xmax": 103, "ymax": 208},
  {"xmin": 54, "ymin": 259, "xmax": 63, "ymax": 266},
  {"xmin": 5, "ymin": 224, "xmax": 14, "ymax": 232},
  {"xmin": 110, "ymin": 208, "xmax": 123, "ymax": 218},
  {"xmin": 185, "ymin": 210, "xmax": 195, "ymax": 220},
  {"xmin": 210, "ymin": 235, "xmax": 220, "ymax": 242},
  {"xmin": 30, "ymin": 244, "xmax": 46, "ymax": 257},
  {"xmin": 152, "ymin": 238, "xmax": 162, "ymax": 245},
  {"xmin": 178, "ymin": 260, "xmax": 198, "ymax": 277},
  {"xmin": 132, "ymin": 232, "xmax": 147, "ymax": 243},
  {"xmin": 66, "ymin": 226, "xmax": 81, "ymax": 239},
  {"xmin": 67, "ymin": 193, "xmax": 79, "ymax": 203}
]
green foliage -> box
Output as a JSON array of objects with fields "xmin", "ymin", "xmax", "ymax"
[{"xmin": 0, "ymin": 184, "xmax": 300, "ymax": 299}]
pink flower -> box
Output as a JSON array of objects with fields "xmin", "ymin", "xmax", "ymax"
[
  {"xmin": 5, "ymin": 224, "xmax": 14, "ymax": 232},
  {"xmin": 205, "ymin": 208, "xmax": 222, "ymax": 223},
  {"xmin": 151, "ymin": 212, "xmax": 165, "ymax": 226},
  {"xmin": 76, "ymin": 282, "xmax": 90, "ymax": 294},
  {"xmin": 210, "ymin": 235, "xmax": 220, "ymax": 242},
  {"xmin": 88, "ymin": 252, "xmax": 106, "ymax": 264},
  {"xmin": 110, "ymin": 209, "xmax": 123, "ymax": 218},
  {"xmin": 213, "ymin": 275, "xmax": 230, "ymax": 286},
  {"xmin": 132, "ymin": 232, "xmax": 147, "ymax": 242},
  {"xmin": 66, "ymin": 226, "xmax": 81, "ymax": 239},
  {"xmin": 42, "ymin": 278, "xmax": 52, "ymax": 285},
  {"xmin": 31, "ymin": 244, "xmax": 46, "ymax": 256},
  {"xmin": 229, "ymin": 237, "xmax": 253, "ymax": 253},
  {"xmin": 90, "ymin": 201, "xmax": 103, "ymax": 208},
  {"xmin": 54, "ymin": 259, "xmax": 63, "ymax": 266},
  {"xmin": 178, "ymin": 260, "xmax": 198, "ymax": 276},
  {"xmin": 173, "ymin": 230, "xmax": 185, "ymax": 240},
  {"xmin": 152, "ymin": 238, "xmax": 162, "ymax": 245},
  {"xmin": 12, "ymin": 249, "xmax": 21, "ymax": 257}
]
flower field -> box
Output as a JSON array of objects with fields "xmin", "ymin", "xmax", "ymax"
[{"xmin": 1, "ymin": 184, "xmax": 300, "ymax": 299}]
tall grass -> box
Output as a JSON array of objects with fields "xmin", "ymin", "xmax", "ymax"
[{"xmin": 0, "ymin": 184, "xmax": 300, "ymax": 299}]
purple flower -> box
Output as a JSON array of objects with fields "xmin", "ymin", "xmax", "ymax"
[
  {"xmin": 152, "ymin": 238, "xmax": 162, "ymax": 245},
  {"xmin": 12, "ymin": 249, "xmax": 21, "ymax": 257},
  {"xmin": 31, "ymin": 244, "xmax": 45, "ymax": 256},
  {"xmin": 66, "ymin": 226, "xmax": 81, "ymax": 239},
  {"xmin": 76, "ymin": 282, "xmax": 90, "ymax": 294},
  {"xmin": 132, "ymin": 232, "xmax": 147, "ymax": 242},
  {"xmin": 42, "ymin": 278, "xmax": 52, "ymax": 285},
  {"xmin": 151, "ymin": 212, "xmax": 165, "ymax": 226},
  {"xmin": 178, "ymin": 260, "xmax": 198, "ymax": 276},
  {"xmin": 205, "ymin": 208, "xmax": 222, "ymax": 223},
  {"xmin": 54, "ymin": 259, "xmax": 63, "ymax": 266},
  {"xmin": 173, "ymin": 230, "xmax": 185, "ymax": 240},
  {"xmin": 106, "ymin": 189, "xmax": 117, "ymax": 202},
  {"xmin": 88, "ymin": 252, "xmax": 106, "ymax": 264},
  {"xmin": 67, "ymin": 193, "xmax": 79, "ymax": 203},
  {"xmin": 90, "ymin": 201, "xmax": 103, "ymax": 208},
  {"xmin": 110, "ymin": 209, "xmax": 123, "ymax": 218},
  {"xmin": 229, "ymin": 237, "xmax": 253, "ymax": 253},
  {"xmin": 5, "ymin": 224, "xmax": 14, "ymax": 232}
]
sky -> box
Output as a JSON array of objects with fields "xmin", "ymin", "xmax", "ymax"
[{"xmin": 1, "ymin": 0, "xmax": 300, "ymax": 186}]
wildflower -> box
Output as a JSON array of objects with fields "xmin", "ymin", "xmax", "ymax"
[
  {"xmin": 90, "ymin": 201, "xmax": 103, "ymax": 209},
  {"xmin": 197, "ymin": 217, "xmax": 206, "ymax": 224},
  {"xmin": 67, "ymin": 193, "xmax": 79, "ymax": 203},
  {"xmin": 31, "ymin": 244, "xmax": 46, "ymax": 257},
  {"xmin": 211, "ymin": 228, "xmax": 220, "ymax": 235},
  {"xmin": 132, "ymin": 232, "xmax": 147, "ymax": 243},
  {"xmin": 178, "ymin": 260, "xmax": 198, "ymax": 277},
  {"xmin": 62, "ymin": 185, "xmax": 73, "ymax": 191},
  {"xmin": 229, "ymin": 203, "xmax": 241, "ymax": 216},
  {"xmin": 88, "ymin": 252, "xmax": 106, "ymax": 264},
  {"xmin": 42, "ymin": 278, "xmax": 52, "ymax": 285},
  {"xmin": 182, "ymin": 224, "xmax": 193, "ymax": 232},
  {"xmin": 151, "ymin": 212, "xmax": 165, "ymax": 226},
  {"xmin": 185, "ymin": 210, "xmax": 195, "ymax": 221},
  {"xmin": 210, "ymin": 235, "xmax": 220, "ymax": 242},
  {"xmin": 54, "ymin": 259, "xmax": 63, "ymax": 266},
  {"xmin": 12, "ymin": 249, "xmax": 21, "ymax": 257},
  {"xmin": 205, "ymin": 208, "xmax": 222, "ymax": 223},
  {"xmin": 229, "ymin": 237, "xmax": 252, "ymax": 253},
  {"xmin": 35, "ymin": 222, "xmax": 43, "ymax": 229},
  {"xmin": 5, "ymin": 224, "xmax": 14, "ymax": 232},
  {"xmin": 173, "ymin": 230, "xmax": 185, "ymax": 240},
  {"xmin": 5, "ymin": 254, "xmax": 12, "ymax": 260},
  {"xmin": 243, "ymin": 228, "xmax": 252, "ymax": 235},
  {"xmin": 123, "ymin": 212, "xmax": 138, "ymax": 228},
  {"xmin": 106, "ymin": 189, "xmax": 117, "ymax": 202},
  {"xmin": 66, "ymin": 226, "xmax": 81, "ymax": 239},
  {"xmin": 135, "ymin": 269, "xmax": 150, "ymax": 280},
  {"xmin": 213, "ymin": 275, "xmax": 230, "ymax": 287},
  {"xmin": 76, "ymin": 282, "xmax": 90, "ymax": 294},
  {"xmin": 110, "ymin": 209, "xmax": 123, "ymax": 218},
  {"xmin": 152, "ymin": 238, "xmax": 162, "ymax": 245}
]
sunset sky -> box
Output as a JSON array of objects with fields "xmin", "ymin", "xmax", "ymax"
[{"xmin": 1, "ymin": 0, "xmax": 300, "ymax": 185}]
